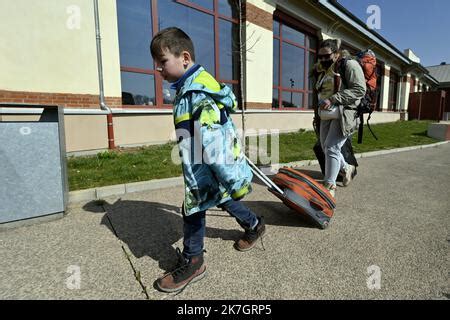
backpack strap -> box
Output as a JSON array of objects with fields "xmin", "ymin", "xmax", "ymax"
[{"xmin": 334, "ymin": 57, "xmax": 348, "ymax": 92}]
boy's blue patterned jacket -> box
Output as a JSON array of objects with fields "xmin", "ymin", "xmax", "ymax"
[{"xmin": 172, "ymin": 66, "xmax": 253, "ymax": 216}]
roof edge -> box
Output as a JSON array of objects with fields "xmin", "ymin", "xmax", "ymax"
[{"xmin": 317, "ymin": 0, "xmax": 411, "ymax": 64}]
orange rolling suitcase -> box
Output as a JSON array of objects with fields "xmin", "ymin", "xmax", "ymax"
[{"xmin": 246, "ymin": 157, "xmax": 335, "ymax": 229}]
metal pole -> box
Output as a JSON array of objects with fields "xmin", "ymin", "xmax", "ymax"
[{"xmin": 94, "ymin": 0, "xmax": 115, "ymax": 149}]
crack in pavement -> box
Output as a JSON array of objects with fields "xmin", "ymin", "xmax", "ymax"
[{"xmin": 98, "ymin": 200, "xmax": 151, "ymax": 300}]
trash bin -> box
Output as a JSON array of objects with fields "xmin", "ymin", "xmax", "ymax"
[{"xmin": 0, "ymin": 104, "xmax": 68, "ymax": 228}]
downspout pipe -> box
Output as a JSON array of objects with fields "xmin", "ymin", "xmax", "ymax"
[{"xmin": 94, "ymin": 0, "xmax": 115, "ymax": 149}]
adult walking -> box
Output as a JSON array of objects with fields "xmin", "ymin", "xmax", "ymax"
[{"xmin": 314, "ymin": 39, "xmax": 366, "ymax": 197}]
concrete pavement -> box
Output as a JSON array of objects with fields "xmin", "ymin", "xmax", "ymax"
[{"xmin": 1, "ymin": 143, "xmax": 449, "ymax": 300}]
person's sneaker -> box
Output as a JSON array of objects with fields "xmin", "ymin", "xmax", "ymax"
[
  {"xmin": 323, "ymin": 182, "xmax": 336, "ymax": 198},
  {"xmin": 155, "ymin": 248, "xmax": 206, "ymax": 293},
  {"xmin": 234, "ymin": 216, "xmax": 266, "ymax": 252},
  {"xmin": 342, "ymin": 164, "xmax": 357, "ymax": 187}
]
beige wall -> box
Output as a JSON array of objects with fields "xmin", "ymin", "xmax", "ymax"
[
  {"xmin": 245, "ymin": 23, "xmax": 274, "ymax": 105},
  {"xmin": 1, "ymin": 115, "xmax": 41, "ymax": 121},
  {"xmin": 0, "ymin": 0, "xmax": 121, "ymax": 97},
  {"xmin": 231, "ymin": 112, "xmax": 315, "ymax": 132},
  {"xmin": 1, "ymin": 110, "xmax": 402, "ymax": 153},
  {"xmin": 380, "ymin": 66, "xmax": 390, "ymax": 111},
  {"xmin": 73, "ymin": 111, "xmax": 400, "ymax": 152},
  {"xmin": 400, "ymin": 75, "xmax": 411, "ymax": 111},
  {"xmin": 113, "ymin": 114, "xmax": 176, "ymax": 146},
  {"xmin": 368, "ymin": 111, "xmax": 402, "ymax": 124},
  {"xmin": 64, "ymin": 114, "xmax": 108, "ymax": 152}
]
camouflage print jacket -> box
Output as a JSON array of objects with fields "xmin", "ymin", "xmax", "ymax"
[{"xmin": 172, "ymin": 66, "xmax": 253, "ymax": 216}]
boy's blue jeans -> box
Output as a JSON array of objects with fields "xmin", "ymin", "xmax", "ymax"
[{"xmin": 182, "ymin": 199, "xmax": 259, "ymax": 258}]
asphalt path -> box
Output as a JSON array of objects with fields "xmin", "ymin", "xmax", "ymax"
[{"xmin": 1, "ymin": 144, "xmax": 449, "ymax": 300}]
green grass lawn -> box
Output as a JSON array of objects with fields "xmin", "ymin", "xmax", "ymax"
[{"xmin": 68, "ymin": 120, "xmax": 438, "ymax": 191}]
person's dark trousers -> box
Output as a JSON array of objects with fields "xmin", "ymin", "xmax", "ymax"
[{"xmin": 182, "ymin": 200, "xmax": 258, "ymax": 258}]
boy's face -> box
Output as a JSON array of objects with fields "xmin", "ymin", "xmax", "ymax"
[{"xmin": 154, "ymin": 48, "xmax": 187, "ymax": 83}]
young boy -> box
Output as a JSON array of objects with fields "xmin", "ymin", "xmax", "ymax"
[{"xmin": 150, "ymin": 27, "xmax": 265, "ymax": 293}]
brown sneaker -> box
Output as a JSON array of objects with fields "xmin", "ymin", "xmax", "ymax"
[
  {"xmin": 155, "ymin": 248, "xmax": 206, "ymax": 293},
  {"xmin": 234, "ymin": 216, "xmax": 266, "ymax": 252}
]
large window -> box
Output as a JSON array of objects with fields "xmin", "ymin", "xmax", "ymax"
[
  {"xmin": 273, "ymin": 13, "xmax": 317, "ymax": 109},
  {"xmin": 117, "ymin": 0, "xmax": 240, "ymax": 108}
]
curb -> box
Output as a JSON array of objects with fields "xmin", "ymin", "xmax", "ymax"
[
  {"xmin": 68, "ymin": 141, "xmax": 449, "ymax": 204},
  {"xmin": 68, "ymin": 177, "xmax": 183, "ymax": 205}
]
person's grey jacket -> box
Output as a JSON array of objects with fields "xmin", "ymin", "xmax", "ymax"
[{"xmin": 329, "ymin": 59, "xmax": 367, "ymax": 137}]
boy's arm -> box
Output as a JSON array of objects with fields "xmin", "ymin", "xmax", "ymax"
[{"xmin": 191, "ymin": 92, "xmax": 250, "ymax": 198}]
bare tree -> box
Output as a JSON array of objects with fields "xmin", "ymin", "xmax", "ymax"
[{"xmin": 237, "ymin": 0, "xmax": 246, "ymax": 150}]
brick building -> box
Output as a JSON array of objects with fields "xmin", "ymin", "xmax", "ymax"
[{"xmin": 0, "ymin": 0, "xmax": 439, "ymax": 153}]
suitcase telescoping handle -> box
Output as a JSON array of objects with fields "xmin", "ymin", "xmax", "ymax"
[{"xmin": 245, "ymin": 156, "xmax": 285, "ymax": 196}]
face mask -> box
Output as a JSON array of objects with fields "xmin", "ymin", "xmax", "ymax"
[{"xmin": 321, "ymin": 60, "xmax": 333, "ymax": 70}]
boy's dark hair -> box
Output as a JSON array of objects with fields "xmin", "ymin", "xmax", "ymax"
[
  {"xmin": 150, "ymin": 27, "xmax": 196, "ymax": 61},
  {"xmin": 319, "ymin": 38, "xmax": 341, "ymax": 53}
]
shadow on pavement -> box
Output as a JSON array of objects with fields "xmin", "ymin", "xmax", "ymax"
[
  {"xmin": 83, "ymin": 195, "xmax": 319, "ymax": 271},
  {"xmin": 83, "ymin": 199, "xmax": 241, "ymax": 271},
  {"xmin": 240, "ymin": 200, "xmax": 319, "ymax": 230}
]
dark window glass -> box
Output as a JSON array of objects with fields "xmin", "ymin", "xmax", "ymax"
[
  {"xmin": 159, "ymin": 1, "xmax": 215, "ymax": 75},
  {"xmin": 273, "ymin": 17, "xmax": 317, "ymax": 110},
  {"xmin": 117, "ymin": 0, "xmax": 153, "ymax": 69},
  {"xmin": 273, "ymin": 39, "xmax": 279, "ymax": 86},
  {"xmin": 282, "ymin": 91, "xmax": 303, "ymax": 108},
  {"xmin": 162, "ymin": 81, "xmax": 176, "ymax": 104},
  {"xmin": 272, "ymin": 88, "xmax": 279, "ymax": 108},
  {"xmin": 281, "ymin": 42, "xmax": 305, "ymax": 89},
  {"xmin": 308, "ymin": 36, "xmax": 317, "ymax": 50},
  {"xmin": 219, "ymin": 19, "xmax": 239, "ymax": 80},
  {"xmin": 218, "ymin": 0, "xmax": 238, "ymax": 19},
  {"xmin": 117, "ymin": 0, "xmax": 239, "ymax": 108},
  {"xmin": 282, "ymin": 24, "xmax": 305, "ymax": 46},
  {"xmin": 388, "ymin": 82, "xmax": 394, "ymax": 101},
  {"xmin": 186, "ymin": 0, "xmax": 214, "ymax": 10},
  {"xmin": 231, "ymin": 83, "xmax": 241, "ymax": 108},
  {"xmin": 273, "ymin": 20, "xmax": 280, "ymax": 37},
  {"xmin": 308, "ymin": 51, "xmax": 316, "ymax": 90},
  {"xmin": 376, "ymin": 65, "xmax": 382, "ymax": 110},
  {"xmin": 121, "ymin": 72, "xmax": 155, "ymax": 106},
  {"xmin": 389, "ymin": 72, "xmax": 398, "ymax": 110},
  {"xmin": 308, "ymin": 92, "xmax": 314, "ymax": 109}
]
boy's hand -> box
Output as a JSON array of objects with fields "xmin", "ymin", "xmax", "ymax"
[{"xmin": 319, "ymin": 99, "xmax": 332, "ymax": 110}]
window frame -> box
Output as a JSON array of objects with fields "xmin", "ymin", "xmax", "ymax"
[
  {"xmin": 272, "ymin": 10, "xmax": 318, "ymax": 111},
  {"xmin": 117, "ymin": 0, "xmax": 240, "ymax": 109}
]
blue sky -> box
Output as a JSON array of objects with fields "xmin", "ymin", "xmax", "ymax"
[{"xmin": 337, "ymin": 0, "xmax": 450, "ymax": 67}]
